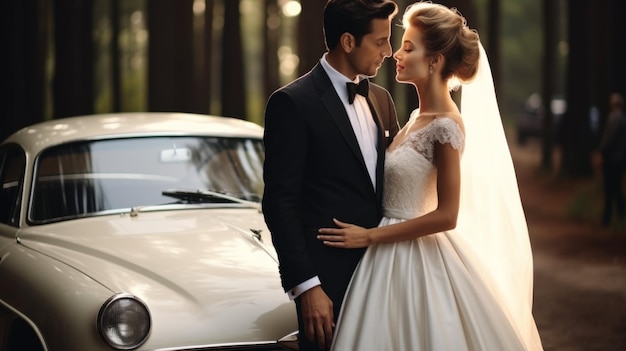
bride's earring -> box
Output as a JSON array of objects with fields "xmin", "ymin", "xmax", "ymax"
[{"xmin": 429, "ymin": 65, "xmax": 434, "ymax": 74}]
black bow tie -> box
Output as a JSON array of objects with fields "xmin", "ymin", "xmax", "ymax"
[{"xmin": 346, "ymin": 79, "xmax": 369, "ymax": 104}]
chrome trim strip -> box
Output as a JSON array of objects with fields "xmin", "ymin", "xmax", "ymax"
[
  {"xmin": 146, "ymin": 341, "xmax": 285, "ymax": 351},
  {"xmin": 145, "ymin": 330, "xmax": 300, "ymax": 351},
  {"xmin": 27, "ymin": 203, "xmax": 258, "ymax": 225}
]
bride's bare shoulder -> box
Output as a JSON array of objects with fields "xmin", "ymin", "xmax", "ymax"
[{"xmin": 434, "ymin": 113, "xmax": 465, "ymax": 135}]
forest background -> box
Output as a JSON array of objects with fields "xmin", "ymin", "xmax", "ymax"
[{"xmin": 1, "ymin": 0, "xmax": 625, "ymax": 179}]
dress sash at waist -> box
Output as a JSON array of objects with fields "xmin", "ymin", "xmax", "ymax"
[{"xmin": 382, "ymin": 208, "xmax": 415, "ymax": 220}]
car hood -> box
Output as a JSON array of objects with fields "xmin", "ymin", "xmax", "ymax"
[{"xmin": 18, "ymin": 208, "xmax": 296, "ymax": 348}]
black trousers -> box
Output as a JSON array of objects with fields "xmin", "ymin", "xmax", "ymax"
[{"xmin": 602, "ymin": 162, "xmax": 625, "ymax": 225}]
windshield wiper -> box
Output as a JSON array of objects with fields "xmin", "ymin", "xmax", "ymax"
[{"xmin": 161, "ymin": 189, "xmax": 260, "ymax": 209}]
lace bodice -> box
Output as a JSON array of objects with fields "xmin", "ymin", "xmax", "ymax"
[{"xmin": 382, "ymin": 116, "xmax": 464, "ymax": 219}]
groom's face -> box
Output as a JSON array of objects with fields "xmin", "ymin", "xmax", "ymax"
[{"xmin": 348, "ymin": 18, "xmax": 393, "ymax": 77}]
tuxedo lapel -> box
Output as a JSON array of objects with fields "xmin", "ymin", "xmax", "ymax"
[
  {"xmin": 312, "ymin": 65, "xmax": 370, "ymax": 178},
  {"xmin": 321, "ymin": 91, "xmax": 365, "ymax": 163}
]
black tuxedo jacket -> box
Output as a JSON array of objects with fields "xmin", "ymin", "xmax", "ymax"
[{"xmin": 262, "ymin": 63, "xmax": 399, "ymax": 315}]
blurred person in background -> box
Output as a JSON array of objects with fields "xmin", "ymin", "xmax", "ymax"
[{"xmin": 599, "ymin": 92, "xmax": 626, "ymax": 226}]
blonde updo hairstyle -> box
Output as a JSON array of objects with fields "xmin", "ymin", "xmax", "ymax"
[{"xmin": 402, "ymin": 2, "xmax": 480, "ymax": 85}]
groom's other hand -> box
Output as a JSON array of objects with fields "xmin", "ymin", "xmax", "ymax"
[{"xmin": 301, "ymin": 285, "xmax": 335, "ymax": 349}]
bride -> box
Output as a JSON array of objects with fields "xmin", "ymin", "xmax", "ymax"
[{"xmin": 317, "ymin": 2, "xmax": 544, "ymax": 350}]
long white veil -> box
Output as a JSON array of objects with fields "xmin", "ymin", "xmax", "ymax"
[{"xmin": 457, "ymin": 43, "xmax": 543, "ymax": 348}]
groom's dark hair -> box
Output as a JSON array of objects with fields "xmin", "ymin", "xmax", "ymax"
[{"xmin": 323, "ymin": 0, "xmax": 398, "ymax": 50}]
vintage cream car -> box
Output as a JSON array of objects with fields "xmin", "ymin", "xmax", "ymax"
[{"xmin": 0, "ymin": 113, "xmax": 298, "ymax": 351}]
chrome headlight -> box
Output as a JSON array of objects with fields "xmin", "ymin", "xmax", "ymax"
[{"xmin": 97, "ymin": 293, "xmax": 151, "ymax": 350}]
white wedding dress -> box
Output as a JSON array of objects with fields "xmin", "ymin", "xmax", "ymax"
[{"xmin": 330, "ymin": 113, "xmax": 544, "ymax": 351}]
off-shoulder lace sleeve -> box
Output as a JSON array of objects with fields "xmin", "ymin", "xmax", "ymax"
[{"xmin": 405, "ymin": 117, "xmax": 464, "ymax": 163}]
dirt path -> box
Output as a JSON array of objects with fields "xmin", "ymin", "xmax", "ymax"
[{"xmin": 511, "ymin": 141, "xmax": 626, "ymax": 351}]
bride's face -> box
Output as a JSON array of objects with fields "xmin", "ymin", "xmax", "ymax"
[{"xmin": 393, "ymin": 26, "xmax": 431, "ymax": 85}]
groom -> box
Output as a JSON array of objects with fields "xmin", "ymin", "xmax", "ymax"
[{"xmin": 262, "ymin": 0, "xmax": 399, "ymax": 349}]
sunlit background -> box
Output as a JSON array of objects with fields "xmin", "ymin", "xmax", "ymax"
[
  {"xmin": 44, "ymin": 0, "xmax": 307, "ymax": 122},
  {"xmin": 10, "ymin": 0, "xmax": 563, "ymax": 125},
  {"xmin": 84, "ymin": 0, "xmax": 563, "ymax": 125},
  {"xmin": 3, "ymin": 0, "xmax": 625, "ymax": 177}
]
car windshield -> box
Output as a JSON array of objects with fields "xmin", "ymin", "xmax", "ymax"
[{"xmin": 30, "ymin": 136, "xmax": 265, "ymax": 223}]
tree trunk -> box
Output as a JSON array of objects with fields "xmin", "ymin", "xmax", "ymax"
[
  {"xmin": 263, "ymin": 0, "xmax": 281, "ymax": 101},
  {"xmin": 221, "ymin": 0, "xmax": 247, "ymax": 119},
  {"xmin": 298, "ymin": 0, "xmax": 326, "ymax": 75},
  {"xmin": 111, "ymin": 0, "xmax": 121, "ymax": 112},
  {"xmin": 53, "ymin": 0, "xmax": 94, "ymax": 119},
  {"xmin": 589, "ymin": 0, "xmax": 609, "ymax": 147},
  {"xmin": 540, "ymin": 0, "xmax": 557, "ymax": 171},
  {"xmin": 609, "ymin": 0, "xmax": 626, "ymax": 97},
  {"xmin": 486, "ymin": 0, "xmax": 500, "ymax": 91},
  {"xmin": 597, "ymin": 0, "xmax": 626, "ymax": 132},
  {"xmin": 560, "ymin": 0, "xmax": 593, "ymax": 177},
  {"xmin": 188, "ymin": 0, "xmax": 211, "ymax": 114},
  {"xmin": 199, "ymin": 0, "xmax": 214, "ymax": 114},
  {"xmin": 147, "ymin": 0, "xmax": 194, "ymax": 113},
  {"xmin": 0, "ymin": 0, "xmax": 48, "ymax": 140}
]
